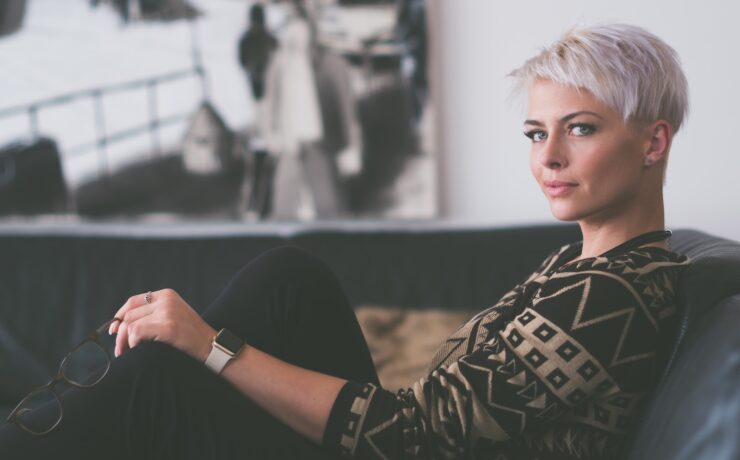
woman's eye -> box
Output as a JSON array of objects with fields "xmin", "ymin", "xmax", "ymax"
[
  {"xmin": 569, "ymin": 123, "xmax": 595, "ymax": 136},
  {"xmin": 524, "ymin": 130, "xmax": 547, "ymax": 142}
]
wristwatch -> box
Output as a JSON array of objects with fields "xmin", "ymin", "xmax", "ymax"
[{"xmin": 204, "ymin": 328, "xmax": 245, "ymax": 374}]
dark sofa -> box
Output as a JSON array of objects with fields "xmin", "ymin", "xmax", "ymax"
[{"xmin": 0, "ymin": 220, "xmax": 738, "ymax": 459}]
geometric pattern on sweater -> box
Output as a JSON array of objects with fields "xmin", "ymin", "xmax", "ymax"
[{"xmin": 323, "ymin": 241, "xmax": 691, "ymax": 459}]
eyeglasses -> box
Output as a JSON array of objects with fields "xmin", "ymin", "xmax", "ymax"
[{"xmin": 6, "ymin": 317, "xmax": 120, "ymax": 435}]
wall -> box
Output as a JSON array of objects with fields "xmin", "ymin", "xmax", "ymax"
[{"xmin": 431, "ymin": 0, "xmax": 740, "ymax": 241}]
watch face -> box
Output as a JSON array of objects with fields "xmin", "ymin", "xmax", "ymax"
[{"xmin": 216, "ymin": 329, "xmax": 244, "ymax": 353}]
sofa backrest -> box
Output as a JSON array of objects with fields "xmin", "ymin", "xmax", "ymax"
[
  {"xmin": 0, "ymin": 221, "xmax": 581, "ymax": 406},
  {"xmin": 660, "ymin": 229, "xmax": 740, "ymax": 382},
  {"xmin": 626, "ymin": 230, "xmax": 740, "ymax": 460}
]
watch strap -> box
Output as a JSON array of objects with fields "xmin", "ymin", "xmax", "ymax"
[
  {"xmin": 204, "ymin": 328, "xmax": 244, "ymax": 374},
  {"xmin": 205, "ymin": 344, "xmax": 232, "ymax": 374}
]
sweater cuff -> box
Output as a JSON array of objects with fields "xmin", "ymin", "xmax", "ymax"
[{"xmin": 322, "ymin": 380, "xmax": 368, "ymax": 457}]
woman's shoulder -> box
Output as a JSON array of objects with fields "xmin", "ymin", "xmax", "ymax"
[
  {"xmin": 566, "ymin": 246, "xmax": 691, "ymax": 273},
  {"xmin": 536, "ymin": 245, "xmax": 691, "ymax": 314},
  {"xmin": 533, "ymin": 243, "xmax": 691, "ymax": 302},
  {"xmin": 545, "ymin": 240, "xmax": 691, "ymax": 273},
  {"xmin": 515, "ymin": 242, "xmax": 691, "ymax": 307}
]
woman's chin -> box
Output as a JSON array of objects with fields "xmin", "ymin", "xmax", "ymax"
[{"xmin": 548, "ymin": 203, "xmax": 581, "ymax": 222}]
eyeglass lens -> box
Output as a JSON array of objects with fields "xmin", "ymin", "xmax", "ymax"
[
  {"xmin": 11, "ymin": 321, "xmax": 116, "ymax": 434},
  {"xmin": 14, "ymin": 388, "xmax": 62, "ymax": 435},
  {"xmin": 61, "ymin": 340, "xmax": 111, "ymax": 387}
]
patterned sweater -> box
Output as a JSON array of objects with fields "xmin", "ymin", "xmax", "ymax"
[{"xmin": 322, "ymin": 240, "xmax": 692, "ymax": 459}]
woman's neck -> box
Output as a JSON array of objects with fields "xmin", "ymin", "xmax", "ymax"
[{"xmin": 575, "ymin": 196, "xmax": 666, "ymax": 261}]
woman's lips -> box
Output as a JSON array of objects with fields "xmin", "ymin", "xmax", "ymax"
[{"xmin": 545, "ymin": 183, "xmax": 577, "ymax": 197}]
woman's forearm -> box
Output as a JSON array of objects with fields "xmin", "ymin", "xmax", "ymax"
[
  {"xmin": 220, "ymin": 343, "xmax": 348, "ymax": 445},
  {"xmin": 110, "ymin": 290, "xmax": 350, "ymax": 446}
]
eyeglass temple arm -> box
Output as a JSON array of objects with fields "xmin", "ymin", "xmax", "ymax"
[{"xmin": 68, "ymin": 318, "xmax": 120, "ymax": 349}]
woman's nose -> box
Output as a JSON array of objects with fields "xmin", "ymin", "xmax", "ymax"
[{"xmin": 538, "ymin": 137, "xmax": 568, "ymax": 169}]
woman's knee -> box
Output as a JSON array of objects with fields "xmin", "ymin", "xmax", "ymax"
[
  {"xmin": 205, "ymin": 245, "xmax": 358, "ymax": 358},
  {"xmin": 265, "ymin": 246, "xmax": 351, "ymax": 308},
  {"xmin": 250, "ymin": 245, "xmax": 337, "ymax": 282},
  {"xmin": 231, "ymin": 245, "xmax": 346, "ymax": 307}
]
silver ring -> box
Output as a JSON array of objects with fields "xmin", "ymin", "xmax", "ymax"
[{"xmin": 144, "ymin": 291, "xmax": 152, "ymax": 304}]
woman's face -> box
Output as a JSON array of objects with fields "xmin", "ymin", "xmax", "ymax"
[{"xmin": 525, "ymin": 79, "xmax": 650, "ymax": 223}]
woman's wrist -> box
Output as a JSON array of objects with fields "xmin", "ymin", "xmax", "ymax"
[{"xmin": 200, "ymin": 327, "xmax": 218, "ymax": 363}]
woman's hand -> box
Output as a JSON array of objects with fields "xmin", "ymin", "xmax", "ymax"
[{"xmin": 108, "ymin": 289, "xmax": 217, "ymax": 362}]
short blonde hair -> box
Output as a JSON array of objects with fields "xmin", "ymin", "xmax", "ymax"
[{"xmin": 508, "ymin": 23, "xmax": 689, "ymax": 133}]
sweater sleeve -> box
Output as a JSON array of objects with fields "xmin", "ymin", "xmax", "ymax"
[{"xmin": 321, "ymin": 253, "xmax": 689, "ymax": 459}]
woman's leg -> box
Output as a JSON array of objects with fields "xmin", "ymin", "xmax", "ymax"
[
  {"xmin": 0, "ymin": 245, "xmax": 379, "ymax": 459},
  {"xmin": 201, "ymin": 245, "xmax": 379, "ymax": 384}
]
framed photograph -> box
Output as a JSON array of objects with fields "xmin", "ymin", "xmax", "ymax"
[{"xmin": 0, "ymin": 0, "xmax": 437, "ymax": 222}]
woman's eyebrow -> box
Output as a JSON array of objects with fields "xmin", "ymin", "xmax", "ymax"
[{"xmin": 524, "ymin": 110, "xmax": 605, "ymax": 126}]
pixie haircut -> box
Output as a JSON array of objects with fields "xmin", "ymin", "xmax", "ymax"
[{"xmin": 508, "ymin": 23, "xmax": 689, "ymax": 133}]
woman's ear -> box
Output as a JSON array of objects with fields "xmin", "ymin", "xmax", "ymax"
[{"xmin": 643, "ymin": 120, "xmax": 672, "ymax": 166}]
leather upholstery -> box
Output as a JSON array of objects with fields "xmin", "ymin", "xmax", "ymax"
[
  {"xmin": 626, "ymin": 231, "xmax": 740, "ymax": 460},
  {"xmin": 625, "ymin": 294, "xmax": 740, "ymax": 460}
]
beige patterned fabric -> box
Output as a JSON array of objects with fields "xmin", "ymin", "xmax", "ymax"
[{"xmin": 324, "ymin": 242, "xmax": 691, "ymax": 459}]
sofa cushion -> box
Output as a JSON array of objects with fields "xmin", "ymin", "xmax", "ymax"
[{"xmin": 354, "ymin": 305, "xmax": 477, "ymax": 391}]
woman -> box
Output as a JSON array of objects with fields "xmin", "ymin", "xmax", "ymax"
[
  {"xmin": 0, "ymin": 23, "xmax": 692, "ymax": 459},
  {"xmin": 261, "ymin": 0, "xmax": 324, "ymax": 220}
]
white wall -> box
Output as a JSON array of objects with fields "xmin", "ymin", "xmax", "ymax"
[{"xmin": 431, "ymin": 0, "xmax": 740, "ymax": 241}]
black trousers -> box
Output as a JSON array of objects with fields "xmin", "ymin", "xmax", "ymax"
[{"xmin": 0, "ymin": 245, "xmax": 380, "ymax": 459}]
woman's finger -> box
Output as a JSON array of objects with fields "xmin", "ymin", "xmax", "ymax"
[
  {"xmin": 122, "ymin": 303, "xmax": 156, "ymax": 326},
  {"xmin": 110, "ymin": 291, "xmax": 156, "ymax": 335},
  {"xmin": 115, "ymin": 303, "xmax": 158, "ymax": 357},
  {"xmin": 115, "ymin": 321, "xmax": 129, "ymax": 357},
  {"xmin": 126, "ymin": 317, "xmax": 163, "ymax": 350}
]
